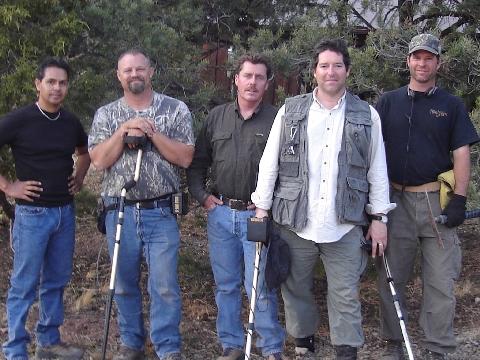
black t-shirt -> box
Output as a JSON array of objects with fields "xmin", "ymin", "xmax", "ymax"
[
  {"xmin": 0, "ymin": 104, "xmax": 88, "ymax": 206},
  {"xmin": 376, "ymin": 86, "xmax": 479, "ymax": 186}
]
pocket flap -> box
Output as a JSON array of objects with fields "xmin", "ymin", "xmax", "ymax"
[
  {"xmin": 346, "ymin": 177, "xmax": 368, "ymax": 192},
  {"xmin": 274, "ymin": 183, "xmax": 302, "ymax": 200},
  {"xmin": 212, "ymin": 132, "xmax": 232, "ymax": 141},
  {"xmin": 285, "ymin": 114, "xmax": 304, "ymax": 125}
]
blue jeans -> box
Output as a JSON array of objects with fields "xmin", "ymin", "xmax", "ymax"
[
  {"xmin": 104, "ymin": 197, "xmax": 181, "ymax": 358},
  {"xmin": 207, "ymin": 205, "xmax": 285, "ymax": 356},
  {"xmin": 2, "ymin": 203, "xmax": 76, "ymax": 360}
]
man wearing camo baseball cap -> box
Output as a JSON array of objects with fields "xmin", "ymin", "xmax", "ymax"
[
  {"xmin": 375, "ymin": 34, "xmax": 479, "ymax": 359},
  {"xmin": 408, "ymin": 33, "xmax": 441, "ymax": 55}
]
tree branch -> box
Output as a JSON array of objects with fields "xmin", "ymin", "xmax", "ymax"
[{"xmin": 349, "ymin": 4, "xmax": 376, "ymax": 30}]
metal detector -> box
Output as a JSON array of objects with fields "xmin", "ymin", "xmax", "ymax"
[
  {"xmin": 244, "ymin": 217, "xmax": 269, "ymax": 360},
  {"xmin": 361, "ymin": 238, "xmax": 415, "ymax": 360},
  {"xmin": 382, "ymin": 255, "xmax": 415, "ymax": 360},
  {"xmin": 101, "ymin": 135, "xmax": 147, "ymax": 360},
  {"xmin": 435, "ymin": 208, "xmax": 480, "ymax": 224}
]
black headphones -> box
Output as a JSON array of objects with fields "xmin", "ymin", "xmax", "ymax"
[{"xmin": 407, "ymin": 86, "xmax": 437, "ymax": 100}]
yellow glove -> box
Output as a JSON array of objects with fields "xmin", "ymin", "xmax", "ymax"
[{"xmin": 438, "ymin": 169, "xmax": 455, "ymax": 210}]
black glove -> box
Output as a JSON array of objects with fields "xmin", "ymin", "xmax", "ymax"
[{"xmin": 442, "ymin": 194, "xmax": 466, "ymax": 228}]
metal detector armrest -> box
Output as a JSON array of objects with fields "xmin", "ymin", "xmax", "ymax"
[
  {"xmin": 124, "ymin": 135, "xmax": 148, "ymax": 147},
  {"xmin": 247, "ymin": 217, "xmax": 269, "ymax": 243}
]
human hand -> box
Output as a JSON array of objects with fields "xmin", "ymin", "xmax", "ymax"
[
  {"xmin": 442, "ymin": 194, "xmax": 467, "ymax": 228},
  {"xmin": 68, "ymin": 174, "xmax": 83, "ymax": 194},
  {"xmin": 122, "ymin": 117, "xmax": 156, "ymax": 138},
  {"xmin": 255, "ymin": 208, "xmax": 269, "ymax": 219},
  {"xmin": 203, "ymin": 194, "xmax": 223, "ymax": 211},
  {"xmin": 5, "ymin": 180, "xmax": 42, "ymax": 201},
  {"xmin": 365, "ymin": 220, "xmax": 387, "ymax": 258}
]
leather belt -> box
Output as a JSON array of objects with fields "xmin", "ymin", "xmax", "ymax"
[
  {"xmin": 124, "ymin": 195, "xmax": 172, "ymax": 209},
  {"xmin": 391, "ymin": 181, "xmax": 440, "ymax": 193},
  {"xmin": 218, "ymin": 195, "xmax": 251, "ymax": 211}
]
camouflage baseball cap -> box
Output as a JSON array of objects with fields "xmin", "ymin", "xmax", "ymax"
[{"xmin": 408, "ymin": 34, "xmax": 441, "ymax": 55}]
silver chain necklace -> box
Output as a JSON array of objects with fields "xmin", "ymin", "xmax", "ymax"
[{"xmin": 36, "ymin": 102, "xmax": 60, "ymax": 121}]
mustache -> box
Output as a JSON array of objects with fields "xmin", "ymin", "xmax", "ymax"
[{"xmin": 128, "ymin": 77, "xmax": 144, "ymax": 82}]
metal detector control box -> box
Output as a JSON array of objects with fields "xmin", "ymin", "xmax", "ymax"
[{"xmin": 247, "ymin": 217, "xmax": 269, "ymax": 243}]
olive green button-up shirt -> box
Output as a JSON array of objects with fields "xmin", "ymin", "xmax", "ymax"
[{"xmin": 188, "ymin": 101, "xmax": 276, "ymax": 205}]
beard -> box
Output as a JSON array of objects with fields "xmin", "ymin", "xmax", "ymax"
[{"xmin": 128, "ymin": 79, "xmax": 146, "ymax": 94}]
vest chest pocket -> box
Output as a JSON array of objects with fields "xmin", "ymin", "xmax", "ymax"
[
  {"xmin": 346, "ymin": 127, "xmax": 368, "ymax": 168},
  {"xmin": 279, "ymin": 118, "xmax": 301, "ymax": 177}
]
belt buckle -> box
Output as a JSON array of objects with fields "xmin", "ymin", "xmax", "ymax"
[
  {"xmin": 135, "ymin": 201, "xmax": 155, "ymax": 210},
  {"xmin": 229, "ymin": 199, "xmax": 246, "ymax": 211}
]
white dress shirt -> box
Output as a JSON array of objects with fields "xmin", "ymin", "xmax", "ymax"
[{"xmin": 251, "ymin": 89, "xmax": 395, "ymax": 243}]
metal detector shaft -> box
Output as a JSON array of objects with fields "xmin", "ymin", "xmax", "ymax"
[
  {"xmin": 245, "ymin": 242, "xmax": 263, "ymax": 360},
  {"xmin": 435, "ymin": 208, "xmax": 480, "ymax": 224},
  {"xmin": 101, "ymin": 147, "xmax": 144, "ymax": 360},
  {"xmin": 383, "ymin": 256, "xmax": 415, "ymax": 360}
]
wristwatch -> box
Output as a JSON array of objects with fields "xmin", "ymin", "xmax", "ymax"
[{"xmin": 371, "ymin": 214, "xmax": 388, "ymax": 224}]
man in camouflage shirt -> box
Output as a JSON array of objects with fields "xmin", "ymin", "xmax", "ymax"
[{"xmin": 88, "ymin": 48, "xmax": 194, "ymax": 360}]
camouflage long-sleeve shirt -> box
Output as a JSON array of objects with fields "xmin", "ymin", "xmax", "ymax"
[{"xmin": 88, "ymin": 92, "xmax": 194, "ymax": 200}]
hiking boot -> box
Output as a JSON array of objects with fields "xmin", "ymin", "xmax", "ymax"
[
  {"xmin": 381, "ymin": 340, "xmax": 405, "ymax": 360},
  {"xmin": 162, "ymin": 353, "xmax": 182, "ymax": 360},
  {"xmin": 294, "ymin": 347, "xmax": 316, "ymax": 360},
  {"xmin": 334, "ymin": 345, "xmax": 357, "ymax": 360},
  {"xmin": 35, "ymin": 342, "xmax": 84, "ymax": 360},
  {"xmin": 266, "ymin": 353, "xmax": 290, "ymax": 360},
  {"xmin": 113, "ymin": 345, "xmax": 144, "ymax": 360},
  {"xmin": 217, "ymin": 348, "xmax": 244, "ymax": 360},
  {"xmin": 423, "ymin": 349, "xmax": 446, "ymax": 359}
]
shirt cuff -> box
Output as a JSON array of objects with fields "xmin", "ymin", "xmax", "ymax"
[
  {"xmin": 251, "ymin": 191, "xmax": 272, "ymax": 211},
  {"xmin": 365, "ymin": 202, "xmax": 396, "ymax": 215}
]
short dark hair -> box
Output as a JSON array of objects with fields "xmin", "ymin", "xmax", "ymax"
[
  {"xmin": 118, "ymin": 48, "xmax": 152, "ymax": 67},
  {"xmin": 36, "ymin": 57, "xmax": 71, "ymax": 81},
  {"xmin": 234, "ymin": 54, "xmax": 273, "ymax": 80},
  {"xmin": 311, "ymin": 39, "xmax": 351, "ymax": 71}
]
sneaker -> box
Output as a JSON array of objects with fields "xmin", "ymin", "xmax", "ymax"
[
  {"xmin": 381, "ymin": 340, "xmax": 405, "ymax": 360},
  {"xmin": 423, "ymin": 349, "xmax": 446, "ymax": 359},
  {"xmin": 266, "ymin": 353, "xmax": 290, "ymax": 360},
  {"xmin": 217, "ymin": 348, "xmax": 244, "ymax": 360},
  {"xmin": 294, "ymin": 347, "xmax": 315, "ymax": 360},
  {"xmin": 113, "ymin": 345, "xmax": 144, "ymax": 360},
  {"xmin": 162, "ymin": 353, "xmax": 182, "ymax": 360},
  {"xmin": 35, "ymin": 342, "xmax": 84, "ymax": 360},
  {"xmin": 334, "ymin": 345, "xmax": 357, "ymax": 360}
]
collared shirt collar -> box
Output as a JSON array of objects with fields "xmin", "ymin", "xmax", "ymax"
[
  {"xmin": 311, "ymin": 88, "xmax": 347, "ymax": 111},
  {"xmin": 234, "ymin": 99, "xmax": 264, "ymax": 120}
]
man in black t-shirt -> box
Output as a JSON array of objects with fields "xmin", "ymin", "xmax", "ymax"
[
  {"xmin": 0, "ymin": 58, "xmax": 90, "ymax": 360},
  {"xmin": 376, "ymin": 34, "xmax": 479, "ymax": 359}
]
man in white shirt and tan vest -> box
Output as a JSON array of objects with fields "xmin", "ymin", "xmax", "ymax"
[{"xmin": 252, "ymin": 39, "xmax": 395, "ymax": 360}]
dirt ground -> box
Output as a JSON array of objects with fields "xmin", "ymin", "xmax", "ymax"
[{"xmin": 0, "ymin": 176, "xmax": 479, "ymax": 359}]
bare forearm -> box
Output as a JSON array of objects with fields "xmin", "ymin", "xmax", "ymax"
[
  {"xmin": 89, "ymin": 128, "xmax": 126, "ymax": 170},
  {"xmin": 453, "ymin": 145, "xmax": 471, "ymax": 196},
  {"xmin": 74, "ymin": 152, "xmax": 91, "ymax": 183},
  {"xmin": 150, "ymin": 132, "xmax": 194, "ymax": 168},
  {"xmin": 0, "ymin": 174, "xmax": 11, "ymax": 193}
]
